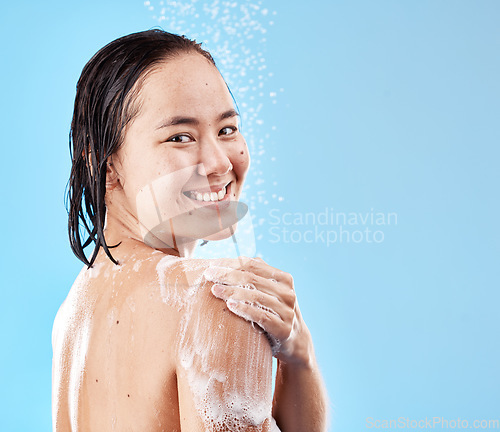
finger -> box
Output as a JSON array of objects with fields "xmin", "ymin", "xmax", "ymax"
[
  {"xmin": 206, "ymin": 268, "xmax": 296, "ymax": 308},
  {"xmin": 204, "ymin": 266, "xmax": 261, "ymax": 288},
  {"xmin": 239, "ymin": 256, "xmax": 292, "ymax": 285},
  {"xmin": 211, "ymin": 284, "xmax": 286, "ymax": 321},
  {"xmin": 210, "ymin": 256, "xmax": 291, "ymax": 285},
  {"xmin": 202, "ymin": 266, "xmax": 235, "ymax": 284},
  {"xmin": 225, "ymin": 299, "xmax": 292, "ymax": 342}
]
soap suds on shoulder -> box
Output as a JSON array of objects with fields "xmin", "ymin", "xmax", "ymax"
[{"xmin": 154, "ymin": 256, "xmax": 276, "ymax": 430}]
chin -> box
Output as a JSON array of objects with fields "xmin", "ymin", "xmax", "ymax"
[{"xmin": 201, "ymin": 223, "xmax": 238, "ymax": 242}]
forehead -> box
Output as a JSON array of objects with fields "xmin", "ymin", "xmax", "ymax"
[{"xmin": 137, "ymin": 53, "xmax": 233, "ymax": 118}]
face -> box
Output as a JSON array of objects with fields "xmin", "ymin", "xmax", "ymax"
[{"xmin": 109, "ymin": 53, "xmax": 250, "ymax": 250}]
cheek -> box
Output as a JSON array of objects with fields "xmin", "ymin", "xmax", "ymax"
[
  {"xmin": 120, "ymin": 152, "xmax": 192, "ymax": 204},
  {"xmin": 230, "ymin": 139, "xmax": 251, "ymax": 177}
]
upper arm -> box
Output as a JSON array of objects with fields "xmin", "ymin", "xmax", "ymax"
[{"xmin": 174, "ymin": 268, "xmax": 275, "ymax": 431}]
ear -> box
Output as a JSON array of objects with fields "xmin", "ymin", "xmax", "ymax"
[{"xmin": 106, "ymin": 157, "xmax": 121, "ymax": 190}]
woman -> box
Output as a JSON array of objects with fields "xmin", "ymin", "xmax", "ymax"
[{"xmin": 52, "ymin": 29, "xmax": 328, "ymax": 431}]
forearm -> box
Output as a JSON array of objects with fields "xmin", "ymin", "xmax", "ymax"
[{"xmin": 272, "ymin": 331, "xmax": 329, "ymax": 432}]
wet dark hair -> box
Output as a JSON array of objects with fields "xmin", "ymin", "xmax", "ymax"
[{"xmin": 67, "ymin": 29, "xmax": 216, "ymax": 268}]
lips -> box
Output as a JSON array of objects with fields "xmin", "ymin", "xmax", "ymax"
[{"xmin": 184, "ymin": 181, "xmax": 231, "ymax": 195}]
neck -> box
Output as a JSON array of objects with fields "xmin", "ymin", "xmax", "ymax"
[{"xmin": 103, "ymin": 209, "xmax": 199, "ymax": 258}]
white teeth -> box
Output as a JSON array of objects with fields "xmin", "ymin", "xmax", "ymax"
[{"xmin": 188, "ymin": 185, "xmax": 227, "ymax": 202}]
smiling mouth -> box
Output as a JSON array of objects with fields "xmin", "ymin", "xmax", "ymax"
[{"xmin": 183, "ymin": 181, "xmax": 232, "ymax": 203}]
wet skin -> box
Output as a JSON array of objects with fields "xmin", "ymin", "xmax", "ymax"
[{"xmin": 52, "ymin": 241, "xmax": 275, "ymax": 431}]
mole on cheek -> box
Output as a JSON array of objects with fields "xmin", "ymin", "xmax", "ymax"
[{"xmin": 240, "ymin": 151, "xmax": 244, "ymax": 155}]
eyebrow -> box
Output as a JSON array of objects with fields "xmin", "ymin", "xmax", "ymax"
[{"xmin": 155, "ymin": 109, "xmax": 239, "ymax": 130}]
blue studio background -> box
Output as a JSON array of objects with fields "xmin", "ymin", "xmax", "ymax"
[{"xmin": 1, "ymin": 0, "xmax": 499, "ymax": 430}]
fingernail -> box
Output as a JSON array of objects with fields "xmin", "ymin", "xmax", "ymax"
[
  {"xmin": 203, "ymin": 267, "xmax": 227, "ymax": 282},
  {"xmin": 203, "ymin": 267, "xmax": 218, "ymax": 281},
  {"xmin": 211, "ymin": 284, "xmax": 223, "ymax": 296},
  {"xmin": 226, "ymin": 299, "xmax": 239, "ymax": 310}
]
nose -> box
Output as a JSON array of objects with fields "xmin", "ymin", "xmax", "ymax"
[{"xmin": 196, "ymin": 135, "xmax": 232, "ymax": 177}]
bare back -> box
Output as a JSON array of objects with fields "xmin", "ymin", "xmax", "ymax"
[{"xmin": 52, "ymin": 243, "xmax": 276, "ymax": 431}]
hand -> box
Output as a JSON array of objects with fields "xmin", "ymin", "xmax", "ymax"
[{"xmin": 203, "ymin": 256, "xmax": 313, "ymax": 367}]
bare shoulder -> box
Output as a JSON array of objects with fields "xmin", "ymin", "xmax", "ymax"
[
  {"xmin": 51, "ymin": 248, "xmax": 201, "ymax": 431},
  {"xmin": 169, "ymin": 258, "xmax": 276, "ymax": 431},
  {"xmin": 53, "ymin": 247, "xmax": 276, "ymax": 431}
]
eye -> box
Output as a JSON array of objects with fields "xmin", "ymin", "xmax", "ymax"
[
  {"xmin": 219, "ymin": 126, "xmax": 238, "ymax": 136},
  {"xmin": 166, "ymin": 134, "xmax": 194, "ymax": 143}
]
